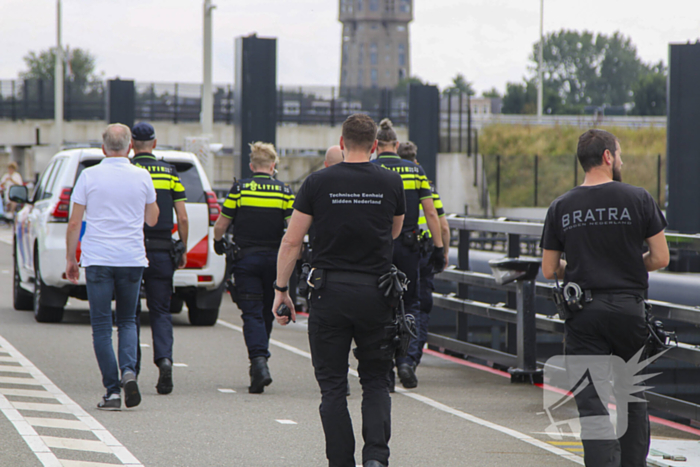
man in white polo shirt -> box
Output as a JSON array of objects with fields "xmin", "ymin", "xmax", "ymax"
[{"xmin": 66, "ymin": 123, "xmax": 159, "ymax": 411}]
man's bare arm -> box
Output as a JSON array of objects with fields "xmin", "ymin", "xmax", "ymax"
[
  {"xmin": 644, "ymin": 231, "xmax": 670, "ymax": 272},
  {"xmin": 542, "ymin": 249, "xmax": 566, "ymax": 280}
]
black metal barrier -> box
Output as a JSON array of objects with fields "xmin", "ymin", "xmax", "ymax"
[{"xmin": 431, "ymin": 216, "xmax": 700, "ymax": 423}]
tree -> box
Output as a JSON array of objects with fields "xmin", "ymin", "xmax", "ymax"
[
  {"xmin": 394, "ymin": 75, "xmax": 424, "ymax": 96},
  {"xmin": 502, "ymin": 81, "xmax": 536, "ymax": 114},
  {"xmin": 444, "ymin": 73, "xmax": 475, "ymax": 96},
  {"xmin": 631, "ymin": 62, "xmax": 666, "ymax": 116},
  {"xmin": 482, "ymin": 87, "xmax": 501, "ymax": 99},
  {"xmin": 20, "ymin": 47, "xmax": 101, "ymax": 92},
  {"xmin": 529, "ymin": 30, "xmax": 647, "ymax": 112}
]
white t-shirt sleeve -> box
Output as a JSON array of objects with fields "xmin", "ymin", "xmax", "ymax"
[
  {"xmin": 72, "ymin": 172, "xmax": 88, "ymax": 205},
  {"xmin": 143, "ymin": 171, "xmax": 157, "ymax": 204}
]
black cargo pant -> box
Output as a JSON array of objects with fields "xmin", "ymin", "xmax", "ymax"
[
  {"xmin": 308, "ymin": 279, "xmax": 394, "ymax": 467},
  {"xmin": 392, "ymin": 238, "xmax": 421, "ymax": 367},
  {"xmin": 565, "ymin": 291, "xmax": 649, "ymax": 467}
]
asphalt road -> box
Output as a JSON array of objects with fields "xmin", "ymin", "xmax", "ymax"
[{"xmin": 0, "ymin": 225, "xmax": 697, "ymax": 467}]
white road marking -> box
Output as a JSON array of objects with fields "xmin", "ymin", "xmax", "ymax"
[
  {"xmin": 139, "ymin": 344, "xmax": 150, "ymax": 348},
  {"xmin": 173, "ymin": 363, "xmax": 188, "ymax": 367},
  {"xmin": 25, "ymin": 417, "xmax": 92, "ymax": 431},
  {"xmin": 1, "ymin": 270, "xmax": 9, "ymax": 274},
  {"xmin": 0, "ymin": 335, "xmax": 144, "ymax": 466},
  {"xmin": 217, "ymin": 318, "xmax": 584, "ymax": 465},
  {"xmin": 217, "ymin": 388, "xmax": 236, "ymax": 394},
  {"xmin": 275, "ymin": 419, "xmax": 297, "ymax": 425},
  {"xmin": 42, "ymin": 436, "xmax": 113, "ymax": 453}
]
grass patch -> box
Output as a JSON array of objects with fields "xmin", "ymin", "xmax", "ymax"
[{"xmin": 480, "ymin": 125, "xmax": 666, "ymax": 208}]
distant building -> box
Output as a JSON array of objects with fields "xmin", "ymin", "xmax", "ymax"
[{"xmin": 339, "ymin": 0, "xmax": 413, "ymax": 89}]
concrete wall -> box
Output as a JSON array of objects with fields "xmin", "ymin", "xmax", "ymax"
[{"xmin": 436, "ymin": 153, "xmax": 486, "ymax": 216}]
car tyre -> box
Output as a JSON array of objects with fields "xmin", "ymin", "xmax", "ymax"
[
  {"xmin": 13, "ymin": 239, "xmax": 33, "ymax": 311},
  {"xmin": 186, "ymin": 298, "xmax": 219, "ymax": 326},
  {"xmin": 33, "ymin": 252, "xmax": 65, "ymax": 323}
]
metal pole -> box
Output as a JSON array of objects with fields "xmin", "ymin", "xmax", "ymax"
[
  {"xmin": 458, "ymin": 91, "xmax": 463, "ymax": 153},
  {"xmin": 447, "ymin": 91, "xmax": 452, "ymax": 153},
  {"xmin": 534, "ymin": 155, "xmax": 539, "ymax": 207},
  {"xmin": 54, "ymin": 0, "xmax": 64, "ymax": 148},
  {"xmin": 496, "ymin": 155, "xmax": 501, "ymax": 206},
  {"xmin": 201, "ymin": 0, "xmax": 216, "ymax": 182},
  {"xmin": 537, "ymin": 0, "xmax": 544, "ymax": 121},
  {"xmin": 456, "ymin": 229, "xmax": 471, "ymax": 342},
  {"xmin": 657, "ymin": 154, "xmax": 662, "ymax": 205}
]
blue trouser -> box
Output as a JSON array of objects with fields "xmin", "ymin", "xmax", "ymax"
[
  {"xmin": 136, "ymin": 250, "xmax": 174, "ymax": 373},
  {"xmin": 392, "ymin": 238, "xmax": 421, "ymax": 366},
  {"xmin": 232, "ymin": 251, "xmax": 277, "ymax": 360},
  {"xmin": 86, "ymin": 266, "xmax": 144, "ymax": 396},
  {"xmin": 409, "ymin": 254, "xmax": 435, "ymax": 366}
]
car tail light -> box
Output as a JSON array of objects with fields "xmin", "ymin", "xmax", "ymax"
[
  {"xmin": 50, "ymin": 187, "xmax": 72, "ymax": 222},
  {"xmin": 206, "ymin": 191, "xmax": 220, "ymax": 226},
  {"xmin": 198, "ymin": 275, "xmax": 213, "ymax": 283}
]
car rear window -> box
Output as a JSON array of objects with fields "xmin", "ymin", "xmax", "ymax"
[
  {"xmin": 74, "ymin": 159, "xmax": 206, "ymax": 204},
  {"xmin": 172, "ymin": 162, "xmax": 206, "ymax": 203}
]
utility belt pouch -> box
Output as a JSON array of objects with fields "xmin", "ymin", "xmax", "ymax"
[
  {"xmin": 419, "ymin": 232, "xmax": 435, "ymax": 256},
  {"xmin": 401, "ymin": 230, "xmax": 419, "ymax": 249},
  {"xmin": 170, "ymin": 239, "xmax": 186, "ymax": 269},
  {"xmin": 644, "ymin": 301, "xmax": 678, "ymax": 358},
  {"xmin": 297, "ymin": 263, "xmax": 312, "ymax": 298},
  {"xmin": 395, "ymin": 311, "xmax": 416, "ymax": 359},
  {"xmin": 308, "ymin": 268, "xmax": 326, "ymax": 291}
]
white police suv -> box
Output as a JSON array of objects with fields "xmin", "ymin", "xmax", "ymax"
[{"xmin": 11, "ymin": 148, "xmax": 226, "ymax": 325}]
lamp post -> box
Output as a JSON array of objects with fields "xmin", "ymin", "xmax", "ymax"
[
  {"xmin": 537, "ymin": 0, "xmax": 544, "ymax": 121},
  {"xmin": 201, "ymin": 0, "xmax": 216, "ymax": 182},
  {"xmin": 55, "ymin": 0, "xmax": 64, "ymax": 148}
]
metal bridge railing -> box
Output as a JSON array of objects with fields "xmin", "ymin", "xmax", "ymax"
[{"xmin": 431, "ymin": 215, "xmax": 700, "ymax": 423}]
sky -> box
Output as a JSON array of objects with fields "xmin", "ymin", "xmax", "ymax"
[{"xmin": 1, "ymin": 0, "xmax": 700, "ymax": 95}]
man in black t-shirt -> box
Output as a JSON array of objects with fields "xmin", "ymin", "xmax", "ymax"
[
  {"xmin": 541, "ymin": 129, "xmax": 669, "ymax": 467},
  {"xmin": 273, "ymin": 114, "xmax": 405, "ymax": 467}
]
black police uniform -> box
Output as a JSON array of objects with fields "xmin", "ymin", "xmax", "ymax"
[
  {"xmin": 371, "ymin": 152, "xmax": 432, "ymax": 379},
  {"xmin": 132, "ymin": 153, "xmax": 186, "ymax": 378},
  {"xmin": 220, "ymin": 173, "xmax": 294, "ymax": 364},
  {"xmin": 413, "ymin": 183, "xmax": 445, "ymax": 365},
  {"xmin": 541, "ymin": 181, "xmax": 667, "ymax": 467},
  {"xmin": 295, "ymin": 161, "xmax": 405, "ymax": 467}
]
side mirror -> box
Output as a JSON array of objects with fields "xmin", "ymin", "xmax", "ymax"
[
  {"xmin": 488, "ymin": 257, "xmax": 541, "ymax": 285},
  {"xmin": 8, "ymin": 185, "xmax": 29, "ymax": 204}
]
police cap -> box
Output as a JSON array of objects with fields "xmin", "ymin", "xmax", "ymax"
[{"xmin": 132, "ymin": 122, "xmax": 156, "ymax": 141}]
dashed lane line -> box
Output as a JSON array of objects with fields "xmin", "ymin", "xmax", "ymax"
[
  {"xmin": 216, "ymin": 318, "xmax": 585, "ymax": 465},
  {"xmin": 0, "ymin": 335, "xmax": 143, "ymax": 467}
]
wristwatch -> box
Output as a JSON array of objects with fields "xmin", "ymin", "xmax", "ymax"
[{"xmin": 273, "ymin": 281, "xmax": 288, "ymax": 292}]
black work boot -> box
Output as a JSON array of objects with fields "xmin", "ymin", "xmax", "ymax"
[
  {"xmin": 364, "ymin": 461, "xmax": 387, "ymax": 467},
  {"xmin": 397, "ymin": 362, "xmax": 418, "ymax": 389},
  {"xmin": 156, "ymin": 358, "xmax": 173, "ymax": 395},
  {"xmin": 249, "ymin": 356, "xmax": 272, "ymax": 394}
]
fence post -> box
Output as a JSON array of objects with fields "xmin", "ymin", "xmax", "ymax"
[
  {"xmin": 511, "ymin": 278, "xmax": 542, "ymax": 383},
  {"xmin": 534, "ymin": 155, "xmax": 539, "ymax": 207},
  {"xmin": 456, "ymin": 228, "xmax": 470, "ymax": 342},
  {"xmin": 447, "ymin": 91, "xmax": 452, "ymax": 153},
  {"xmin": 657, "ymin": 154, "xmax": 662, "ymax": 205},
  {"xmin": 174, "ymin": 83, "xmax": 179, "ymax": 123},
  {"xmin": 11, "ymin": 80, "xmax": 17, "ymax": 121},
  {"xmin": 496, "ymin": 155, "xmax": 501, "ymax": 206},
  {"xmin": 467, "ymin": 94, "xmax": 472, "ymax": 157},
  {"xmin": 458, "ymin": 91, "xmax": 463, "ymax": 153},
  {"xmin": 330, "ymin": 86, "xmax": 336, "ymax": 127},
  {"xmin": 505, "ymin": 234, "xmax": 520, "ymax": 356},
  {"xmin": 150, "ymin": 83, "xmax": 156, "ymax": 120}
]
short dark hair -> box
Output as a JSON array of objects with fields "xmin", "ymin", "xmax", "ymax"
[
  {"xmin": 342, "ymin": 114, "xmax": 377, "ymax": 151},
  {"xmin": 577, "ymin": 129, "xmax": 619, "ymax": 172},
  {"xmin": 377, "ymin": 118, "xmax": 398, "ymax": 146},
  {"xmin": 398, "ymin": 141, "xmax": 418, "ymax": 162}
]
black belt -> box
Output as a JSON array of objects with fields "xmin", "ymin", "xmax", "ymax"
[
  {"xmin": 145, "ymin": 238, "xmax": 172, "ymax": 251},
  {"xmin": 587, "ymin": 289, "xmax": 644, "ymax": 296},
  {"xmin": 239, "ymin": 246, "xmax": 277, "ymax": 258},
  {"xmin": 325, "ymin": 270, "xmax": 380, "ymax": 286}
]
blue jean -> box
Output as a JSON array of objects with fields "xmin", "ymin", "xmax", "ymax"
[
  {"xmin": 86, "ymin": 266, "xmax": 144, "ymax": 396},
  {"xmin": 232, "ymin": 251, "xmax": 277, "ymax": 360}
]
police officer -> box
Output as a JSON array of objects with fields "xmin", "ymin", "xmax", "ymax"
[
  {"xmin": 397, "ymin": 141, "xmax": 450, "ymax": 370},
  {"xmin": 131, "ymin": 122, "xmax": 188, "ymax": 395},
  {"xmin": 541, "ymin": 129, "xmax": 669, "ymax": 467},
  {"xmin": 213, "ymin": 142, "xmax": 294, "ymax": 394},
  {"xmin": 371, "ymin": 119, "xmax": 445, "ymax": 390},
  {"xmin": 273, "ymin": 114, "xmax": 405, "ymax": 467}
]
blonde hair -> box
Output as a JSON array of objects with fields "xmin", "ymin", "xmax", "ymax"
[
  {"xmin": 376, "ymin": 118, "xmax": 398, "ymax": 147},
  {"xmin": 249, "ymin": 142, "xmax": 278, "ymax": 168},
  {"xmin": 7, "ymin": 161, "xmax": 18, "ymax": 171}
]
